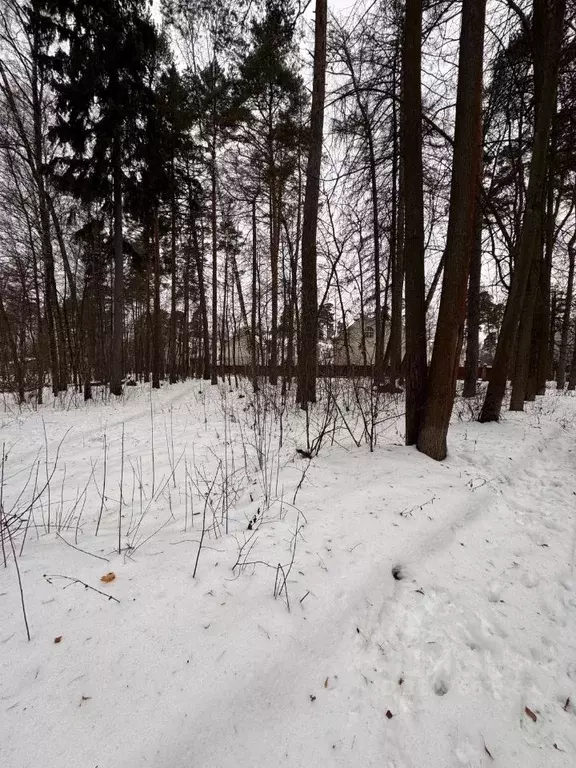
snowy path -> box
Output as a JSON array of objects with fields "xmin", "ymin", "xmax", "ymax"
[{"xmin": 1, "ymin": 388, "xmax": 576, "ymax": 768}]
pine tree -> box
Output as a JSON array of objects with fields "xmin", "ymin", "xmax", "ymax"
[
  {"xmin": 35, "ymin": 0, "xmax": 158, "ymax": 395},
  {"xmin": 238, "ymin": 0, "xmax": 306, "ymax": 386}
]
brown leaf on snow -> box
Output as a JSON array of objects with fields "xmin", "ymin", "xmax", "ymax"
[
  {"xmin": 524, "ymin": 706, "xmax": 537, "ymax": 722},
  {"xmin": 100, "ymin": 572, "xmax": 116, "ymax": 583},
  {"xmin": 324, "ymin": 677, "xmax": 329, "ymax": 688},
  {"xmin": 54, "ymin": 636, "xmax": 62, "ymax": 644},
  {"xmin": 385, "ymin": 710, "xmax": 394, "ymax": 719}
]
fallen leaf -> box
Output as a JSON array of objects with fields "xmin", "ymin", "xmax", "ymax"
[
  {"xmin": 100, "ymin": 572, "xmax": 116, "ymax": 583},
  {"xmin": 563, "ymin": 697, "xmax": 571, "ymax": 712},
  {"xmin": 483, "ymin": 743, "xmax": 494, "ymax": 760},
  {"xmin": 525, "ymin": 706, "xmax": 537, "ymax": 722},
  {"xmin": 385, "ymin": 710, "xmax": 393, "ymax": 719},
  {"xmin": 54, "ymin": 636, "xmax": 62, "ymax": 644},
  {"xmin": 324, "ymin": 677, "xmax": 329, "ymax": 688}
]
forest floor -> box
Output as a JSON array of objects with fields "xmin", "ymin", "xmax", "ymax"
[{"xmin": 1, "ymin": 380, "xmax": 576, "ymax": 768}]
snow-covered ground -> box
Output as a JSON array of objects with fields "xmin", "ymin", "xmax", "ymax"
[{"xmin": 1, "ymin": 381, "xmax": 576, "ymax": 768}]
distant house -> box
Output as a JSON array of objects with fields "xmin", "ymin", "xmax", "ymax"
[
  {"xmin": 333, "ymin": 317, "xmax": 388, "ymax": 366},
  {"xmin": 222, "ymin": 328, "xmax": 254, "ymax": 366}
]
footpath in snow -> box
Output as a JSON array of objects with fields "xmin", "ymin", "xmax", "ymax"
[{"xmin": 1, "ymin": 383, "xmax": 576, "ymax": 768}]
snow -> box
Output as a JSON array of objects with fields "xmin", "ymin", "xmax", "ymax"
[{"xmin": 1, "ymin": 382, "xmax": 576, "ymax": 768}]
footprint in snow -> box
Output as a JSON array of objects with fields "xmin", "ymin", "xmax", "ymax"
[
  {"xmin": 392, "ymin": 565, "xmax": 405, "ymax": 581},
  {"xmin": 433, "ymin": 653, "xmax": 453, "ymax": 696}
]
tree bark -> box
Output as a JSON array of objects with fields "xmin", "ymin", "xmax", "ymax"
[
  {"xmin": 297, "ymin": 0, "xmax": 327, "ymax": 406},
  {"xmin": 463, "ymin": 185, "xmax": 483, "ymax": 398},
  {"xmin": 418, "ymin": 0, "xmax": 486, "ymax": 461},
  {"xmin": 210, "ymin": 131, "xmax": 218, "ymax": 385},
  {"xmin": 110, "ymin": 132, "xmax": 124, "ymax": 396},
  {"xmin": 0, "ymin": 292, "xmax": 25, "ymax": 404},
  {"xmin": 169, "ymin": 164, "xmax": 178, "ymax": 384},
  {"xmin": 556, "ymin": 236, "xmax": 576, "ymax": 388},
  {"xmin": 510, "ymin": 250, "xmax": 539, "ymax": 409},
  {"xmin": 251, "ymin": 199, "xmax": 259, "ymax": 391},
  {"xmin": 152, "ymin": 207, "xmax": 162, "ymax": 389},
  {"xmin": 388, "ymin": 46, "xmax": 404, "ymax": 383},
  {"xmin": 480, "ymin": 0, "xmax": 566, "ymax": 422},
  {"xmin": 403, "ymin": 0, "xmax": 427, "ymax": 445},
  {"xmin": 567, "ymin": 317, "xmax": 576, "ymax": 390}
]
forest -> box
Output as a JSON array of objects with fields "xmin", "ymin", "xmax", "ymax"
[
  {"xmin": 0, "ymin": 0, "xmax": 573, "ymax": 460},
  {"xmin": 2, "ymin": 2, "xmax": 576, "ymax": 767}
]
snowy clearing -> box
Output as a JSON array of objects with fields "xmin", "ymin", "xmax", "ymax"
[{"xmin": 1, "ymin": 383, "xmax": 576, "ymax": 768}]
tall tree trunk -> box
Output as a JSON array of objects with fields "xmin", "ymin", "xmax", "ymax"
[
  {"xmin": 0, "ymin": 292, "xmax": 25, "ymax": 404},
  {"xmin": 388, "ymin": 45, "xmax": 404, "ymax": 382},
  {"xmin": 340, "ymin": 38, "xmax": 382, "ymax": 381},
  {"xmin": 510, "ymin": 248, "xmax": 540, "ymax": 409},
  {"xmin": 231, "ymin": 251, "xmax": 248, "ymax": 330},
  {"xmin": 49, "ymin": 196, "xmax": 79, "ymax": 387},
  {"xmin": 557, "ymin": 235, "xmax": 576, "ymax": 388},
  {"xmin": 463, "ymin": 187, "xmax": 483, "ymax": 398},
  {"xmin": 251, "ymin": 199, "xmax": 259, "ymax": 391},
  {"xmin": 182, "ymin": 232, "xmax": 191, "ymax": 380},
  {"xmin": 144, "ymin": 250, "xmax": 151, "ymax": 383},
  {"xmin": 210, "ymin": 134, "xmax": 218, "ymax": 385},
  {"xmin": 536, "ymin": 155, "xmax": 556, "ymax": 394},
  {"xmin": 152, "ymin": 207, "xmax": 162, "ymax": 389},
  {"xmin": 269, "ymin": 184, "xmax": 279, "ymax": 386},
  {"xmin": 567, "ymin": 318, "xmax": 576, "ymax": 390},
  {"xmin": 480, "ymin": 0, "xmax": 566, "ymax": 422},
  {"xmin": 418, "ymin": 0, "xmax": 486, "ymax": 461},
  {"xmin": 188, "ymin": 178, "xmax": 210, "ymax": 381},
  {"xmin": 403, "ymin": 0, "xmax": 427, "ymax": 444},
  {"xmin": 297, "ymin": 0, "xmax": 327, "ymax": 406},
  {"xmin": 169, "ymin": 170, "xmax": 178, "ymax": 384},
  {"xmin": 548, "ymin": 290, "xmax": 558, "ymax": 380},
  {"xmin": 83, "ymin": 275, "xmax": 95, "ymax": 401},
  {"xmin": 110, "ymin": 132, "xmax": 124, "ymax": 396},
  {"xmin": 30, "ymin": 52, "xmax": 63, "ymax": 395}
]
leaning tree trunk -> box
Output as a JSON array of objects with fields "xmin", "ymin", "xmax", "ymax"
[
  {"xmin": 480, "ymin": 0, "xmax": 566, "ymax": 422},
  {"xmin": 110, "ymin": 132, "xmax": 124, "ymax": 397},
  {"xmin": 298, "ymin": 0, "xmax": 327, "ymax": 407},
  {"xmin": 417, "ymin": 0, "xmax": 486, "ymax": 461},
  {"xmin": 403, "ymin": 0, "xmax": 428, "ymax": 445},
  {"xmin": 510, "ymin": 249, "xmax": 540, "ymax": 410}
]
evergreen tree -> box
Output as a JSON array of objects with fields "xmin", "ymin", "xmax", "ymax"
[
  {"xmin": 238, "ymin": 0, "xmax": 306, "ymax": 385},
  {"xmin": 35, "ymin": 0, "xmax": 159, "ymax": 395},
  {"xmin": 189, "ymin": 59, "xmax": 245, "ymax": 383}
]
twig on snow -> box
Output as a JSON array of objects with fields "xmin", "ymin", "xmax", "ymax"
[{"xmin": 44, "ymin": 573, "xmax": 120, "ymax": 603}]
